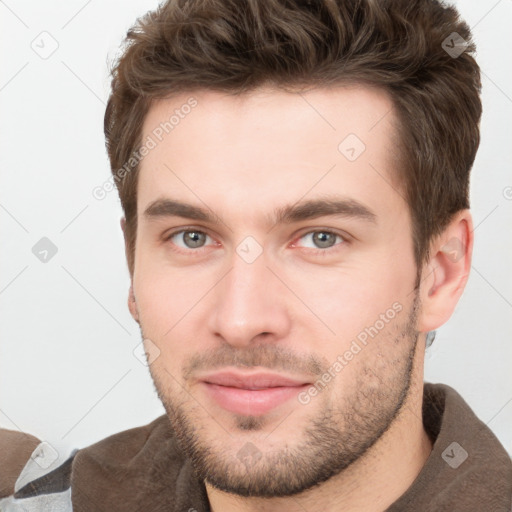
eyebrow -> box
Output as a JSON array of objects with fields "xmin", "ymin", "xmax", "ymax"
[{"xmin": 142, "ymin": 197, "xmax": 377, "ymax": 225}]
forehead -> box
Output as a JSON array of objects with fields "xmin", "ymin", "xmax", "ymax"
[{"xmin": 137, "ymin": 85, "xmax": 405, "ymax": 223}]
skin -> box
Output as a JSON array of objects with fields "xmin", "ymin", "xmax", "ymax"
[{"xmin": 123, "ymin": 86, "xmax": 473, "ymax": 511}]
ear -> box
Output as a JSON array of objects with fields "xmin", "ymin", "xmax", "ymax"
[
  {"xmin": 128, "ymin": 283, "xmax": 140, "ymax": 323},
  {"xmin": 120, "ymin": 217, "xmax": 139, "ymax": 323},
  {"xmin": 120, "ymin": 216, "xmax": 133, "ymax": 272},
  {"xmin": 417, "ymin": 210, "xmax": 473, "ymax": 333}
]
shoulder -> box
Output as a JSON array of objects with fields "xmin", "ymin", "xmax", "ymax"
[
  {"xmin": 72, "ymin": 414, "xmax": 208, "ymax": 511},
  {"xmin": 0, "ymin": 414, "xmax": 202, "ymax": 512},
  {"xmin": 71, "ymin": 413, "xmax": 184, "ymax": 476},
  {"xmin": 388, "ymin": 382, "xmax": 512, "ymax": 511}
]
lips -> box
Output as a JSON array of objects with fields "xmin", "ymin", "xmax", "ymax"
[
  {"xmin": 198, "ymin": 370, "xmax": 311, "ymax": 416},
  {"xmin": 201, "ymin": 371, "xmax": 309, "ymax": 389}
]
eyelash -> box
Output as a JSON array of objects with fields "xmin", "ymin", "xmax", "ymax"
[{"xmin": 163, "ymin": 227, "xmax": 348, "ymax": 256}]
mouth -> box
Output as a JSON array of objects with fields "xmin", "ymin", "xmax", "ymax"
[{"xmin": 198, "ymin": 370, "xmax": 312, "ymax": 416}]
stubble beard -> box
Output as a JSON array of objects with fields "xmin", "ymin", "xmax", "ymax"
[{"xmin": 143, "ymin": 293, "xmax": 421, "ymax": 498}]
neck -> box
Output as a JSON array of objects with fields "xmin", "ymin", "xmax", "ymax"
[{"xmin": 206, "ymin": 365, "xmax": 432, "ymax": 512}]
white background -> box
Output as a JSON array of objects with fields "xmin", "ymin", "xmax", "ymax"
[{"xmin": 1, "ymin": 0, "xmax": 511, "ymax": 457}]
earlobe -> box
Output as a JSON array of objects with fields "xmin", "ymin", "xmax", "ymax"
[
  {"xmin": 418, "ymin": 210, "xmax": 473, "ymax": 332},
  {"xmin": 128, "ymin": 284, "xmax": 140, "ymax": 323}
]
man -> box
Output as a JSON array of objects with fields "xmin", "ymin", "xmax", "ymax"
[{"xmin": 1, "ymin": 0, "xmax": 510, "ymax": 510}]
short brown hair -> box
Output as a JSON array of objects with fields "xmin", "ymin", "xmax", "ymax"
[{"xmin": 104, "ymin": 0, "xmax": 481, "ymax": 277}]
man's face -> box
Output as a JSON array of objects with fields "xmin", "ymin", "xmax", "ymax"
[{"xmin": 132, "ymin": 86, "xmax": 422, "ymax": 496}]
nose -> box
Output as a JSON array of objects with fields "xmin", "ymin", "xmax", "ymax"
[{"xmin": 208, "ymin": 249, "xmax": 291, "ymax": 348}]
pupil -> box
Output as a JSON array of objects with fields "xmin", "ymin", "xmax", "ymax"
[
  {"xmin": 185, "ymin": 231, "xmax": 205, "ymax": 248},
  {"xmin": 313, "ymin": 232, "xmax": 334, "ymax": 248}
]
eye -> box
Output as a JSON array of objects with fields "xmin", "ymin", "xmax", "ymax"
[
  {"xmin": 168, "ymin": 230, "xmax": 214, "ymax": 250},
  {"xmin": 295, "ymin": 230, "xmax": 345, "ymax": 250}
]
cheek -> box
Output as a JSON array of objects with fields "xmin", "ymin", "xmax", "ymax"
[
  {"xmin": 287, "ymin": 259, "xmax": 410, "ymax": 336},
  {"xmin": 133, "ymin": 270, "xmax": 180, "ymax": 344},
  {"xmin": 133, "ymin": 263, "xmax": 217, "ymax": 368},
  {"xmin": 134, "ymin": 251, "xmax": 206, "ymax": 327}
]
